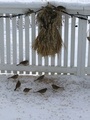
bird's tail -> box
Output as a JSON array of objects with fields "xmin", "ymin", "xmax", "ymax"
[
  {"xmin": 34, "ymin": 79, "xmax": 37, "ymax": 82},
  {"xmin": 14, "ymin": 88, "xmax": 16, "ymax": 91},
  {"xmin": 16, "ymin": 64, "xmax": 20, "ymax": 66}
]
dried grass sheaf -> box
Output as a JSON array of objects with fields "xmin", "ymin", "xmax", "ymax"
[{"xmin": 32, "ymin": 4, "xmax": 65, "ymax": 56}]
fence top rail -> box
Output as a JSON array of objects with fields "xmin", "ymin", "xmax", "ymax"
[
  {"xmin": 0, "ymin": 1, "xmax": 90, "ymax": 16},
  {"xmin": 0, "ymin": 1, "xmax": 90, "ymax": 10}
]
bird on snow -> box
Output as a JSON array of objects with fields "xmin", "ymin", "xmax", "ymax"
[
  {"xmin": 23, "ymin": 88, "xmax": 32, "ymax": 93},
  {"xmin": 52, "ymin": 84, "xmax": 64, "ymax": 90},
  {"xmin": 8, "ymin": 74, "xmax": 19, "ymax": 80},
  {"xmin": 16, "ymin": 60, "xmax": 29, "ymax": 66},
  {"xmin": 34, "ymin": 88, "xmax": 47, "ymax": 94},
  {"xmin": 34, "ymin": 75, "xmax": 45, "ymax": 82},
  {"xmin": 14, "ymin": 80, "xmax": 21, "ymax": 91}
]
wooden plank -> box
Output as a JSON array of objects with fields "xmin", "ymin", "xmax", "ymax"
[
  {"xmin": 18, "ymin": 16, "xmax": 24, "ymax": 74},
  {"xmin": 85, "ymin": 67, "xmax": 90, "ymax": 74},
  {"xmin": 51, "ymin": 55, "xmax": 55, "ymax": 75},
  {"xmin": 61, "ymin": 17, "xmax": 64, "ymax": 68},
  {"xmin": 0, "ymin": 15, "xmax": 4, "ymax": 73},
  {"xmin": 88, "ymin": 42, "xmax": 90, "ymax": 67},
  {"xmin": 29, "ymin": 16, "xmax": 32, "ymax": 66},
  {"xmin": 57, "ymin": 23, "xmax": 62, "ymax": 67},
  {"xmin": 77, "ymin": 19, "xmax": 87, "ymax": 76},
  {"xmin": 12, "ymin": 17, "xmax": 17, "ymax": 73},
  {"xmin": 64, "ymin": 15, "xmax": 69, "ymax": 74},
  {"xmin": 74, "ymin": 18, "xmax": 78, "ymax": 68},
  {"xmin": 0, "ymin": 64, "xmax": 76, "ymax": 74},
  {"xmin": 25, "ymin": 16, "xmax": 30, "ymax": 74},
  {"xmin": 87, "ymin": 20, "xmax": 90, "ymax": 68},
  {"xmin": 77, "ymin": 19, "xmax": 82, "ymax": 76},
  {"xmin": 6, "ymin": 17, "xmax": 11, "ymax": 73},
  {"xmin": 80, "ymin": 20, "xmax": 87, "ymax": 76},
  {"xmin": 37, "ymin": 23, "xmax": 43, "ymax": 75},
  {"xmin": 44, "ymin": 56, "xmax": 49, "ymax": 75},
  {"xmin": 70, "ymin": 17, "xmax": 75, "ymax": 67},
  {"xmin": 38, "ymin": 55, "xmax": 43, "ymax": 75},
  {"xmin": 31, "ymin": 13, "xmax": 36, "ymax": 74}
]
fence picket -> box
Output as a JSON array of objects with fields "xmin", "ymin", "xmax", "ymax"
[
  {"xmin": 57, "ymin": 23, "xmax": 62, "ymax": 68},
  {"xmin": 18, "ymin": 16, "xmax": 23, "ymax": 74},
  {"xmin": 0, "ymin": 16, "xmax": 4, "ymax": 73},
  {"xmin": 25, "ymin": 16, "xmax": 30, "ymax": 74},
  {"xmin": 80, "ymin": 20, "xmax": 87, "ymax": 76},
  {"xmin": 37, "ymin": 24, "xmax": 43, "ymax": 75},
  {"xmin": 31, "ymin": 13, "xmax": 36, "ymax": 74},
  {"xmin": 12, "ymin": 17, "xmax": 17, "ymax": 73},
  {"xmin": 64, "ymin": 15, "xmax": 69, "ymax": 74},
  {"xmin": 6, "ymin": 17, "xmax": 11, "ymax": 73},
  {"xmin": 44, "ymin": 56, "xmax": 49, "ymax": 74},
  {"xmin": 51, "ymin": 56, "xmax": 55, "ymax": 75},
  {"xmin": 70, "ymin": 17, "xmax": 75, "ymax": 68},
  {"xmin": 77, "ymin": 19, "xmax": 87, "ymax": 76},
  {"xmin": 88, "ymin": 42, "xmax": 90, "ymax": 67}
]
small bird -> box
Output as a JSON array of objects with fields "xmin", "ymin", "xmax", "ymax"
[
  {"xmin": 25, "ymin": 9, "xmax": 34, "ymax": 16},
  {"xmin": 8, "ymin": 74, "xmax": 18, "ymax": 80},
  {"xmin": 75, "ymin": 25, "xmax": 78, "ymax": 27},
  {"xmin": 23, "ymin": 88, "xmax": 32, "ymax": 93},
  {"xmin": 34, "ymin": 88, "xmax": 47, "ymax": 94},
  {"xmin": 16, "ymin": 60, "xmax": 29, "ymax": 66},
  {"xmin": 34, "ymin": 75, "xmax": 45, "ymax": 82},
  {"xmin": 14, "ymin": 80, "xmax": 21, "ymax": 91},
  {"xmin": 56, "ymin": 6, "xmax": 66, "ymax": 11},
  {"xmin": 52, "ymin": 84, "xmax": 64, "ymax": 90}
]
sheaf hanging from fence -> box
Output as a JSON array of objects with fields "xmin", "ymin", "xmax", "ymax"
[{"xmin": 32, "ymin": 4, "xmax": 65, "ymax": 56}]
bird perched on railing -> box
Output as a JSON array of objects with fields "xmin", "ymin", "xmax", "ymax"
[
  {"xmin": 34, "ymin": 88, "xmax": 47, "ymax": 94},
  {"xmin": 23, "ymin": 88, "xmax": 32, "ymax": 93},
  {"xmin": 8, "ymin": 74, "xmax": 19, "ymax": 80},
  {"xmin": 16, "ymin": 60, "xmax": 29, "ymax": 66},
  {"xmin": 14, "ymin": 80, "xmax": 21, "ymax": 91},
  {"xmin": 52, "ymin": 84, "xmax": 64, "ymax": 90},
  {"xmin": 34, "ymin": 75, "xmax": 45, "ymax": 82}
]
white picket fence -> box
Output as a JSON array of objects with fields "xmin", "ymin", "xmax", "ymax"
[{"xmin": 0, "ymin": 2, "xmax": 90, "ymax": 76}]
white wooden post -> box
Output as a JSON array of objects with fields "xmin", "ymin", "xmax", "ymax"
[
  {"xmin": 44, "ymin": 56, "xmax": 48, "ymax": 74},
  {"xmin": 37, "ymin": 23, "xmax": 43, "ymax": 75},
  {"xmin": 12, "ymin": 17, "xmax": 17, "ymax": 73},
  {"xmin": 70, "ymin": 17, "xmax": 75, "ymax": 68},
  {"xmin": 25, "ymin": 16, "xmax": 30, "ymax": 74},
  {"xmin": 18, "ymin": 16, "xmax": 23, "ymax": 74},
  {"xmin": 64, "ymin": 15, "xmax": 69, "ymax": 74},
  {"xmin": 31, "ymin": 13, "xmax": 36, "ymax": 74},
  {"xmin": 0, "ymin": 16, "xmax": 4, "ymax": 73},
  {"xmin": 6, "ymin": 17, "xmax": 11, "ymax": 73},
  {"xmin": 77, "ymin": 19, "xmax": 87, "ymax": 76},
  {"xmin": 57, "ymin": 21, "xmax": 62, "ymax": 67}
]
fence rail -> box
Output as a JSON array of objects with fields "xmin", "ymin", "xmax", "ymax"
[{"xmin": 0, "ymin": 2, "xmax": 90, "ymax": 76}]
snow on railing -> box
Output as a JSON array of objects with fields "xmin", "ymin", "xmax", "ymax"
[{"xmin": 0, "ymin": 1, "xmax": 90, "ymax": 76}]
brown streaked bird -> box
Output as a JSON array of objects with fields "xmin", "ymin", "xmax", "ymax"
[
  {"xmin": 34, "ymin": 88, "xmax": 47, "ymax": 94},
  {"xmin": 8, "ymin": 74, "xmax": 18, "ymax": 80},
  {"xmin": 23, "ymin": 88, "xmax": 32, "ymax": 93},
  {"xmin": 25, "ymin": 9, "xmax": 34, "ymax": 16},
  {"xmin": 16, "ymin": 60, "xmax": 29, "ymax": 66},
  {"xmin": 56, "ymin": 6, "xmax": 66, "ymax": 11},
  {"xmin": 52, "ymin": 84, "xmax": 64, "ymax": 90},
  {"xmin": 34, "ymin": 75, "xmax": 45, "ymax": 82},
  {"xmin": 14, "ymin": 80, "xmax": 21, "ymax": 91}
]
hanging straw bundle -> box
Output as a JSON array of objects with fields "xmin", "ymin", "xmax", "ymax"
[{"xmin": 32, "ymin": 4, "xmax": 65, "ymax": 56}]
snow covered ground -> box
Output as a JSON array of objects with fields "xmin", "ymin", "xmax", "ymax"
[{"xmin": 0, "ymin": 74, "xmax": 90, "ymax": 120}]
